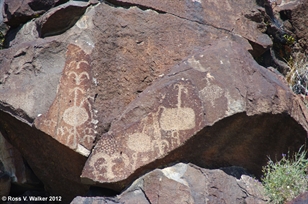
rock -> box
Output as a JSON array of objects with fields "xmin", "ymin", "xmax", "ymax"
[
  {"xmin": 0, "ymin": 0, "xmax": 308, "ymax": 202},
  {"xmin": 86, "ymin": 2, "xmax": 252, "ymax": 133},
  {"xmin": 74, "ymin": 163, "xmax": 268, "ymax": 204},
  {"xmin": 35, "ymin": 1, "xmax": 92, "ymax": 38},
  {"xmin": 0, "ymin": 41, "xmax": 90, "ymax": 202},
  {"xmin": 81, "ymin": 38, "xmax": 308, "ymax": 191},
  {"xmin": 108, "ymin": 0, "xmax": 272, "ymax": 57},
  {"xmin": 3, "ymin": 0, "xmax": 69, "ymax": 27},
  {"xmin": 287, "ymin": 191, "xmax": 308, "ymax": 204},
  {"xmin": 35, "ymin": 43, "xmax": 97, "ymax": 156}
]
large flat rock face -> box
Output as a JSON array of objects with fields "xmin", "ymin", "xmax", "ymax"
[
  {"xmin": 88, "ymin": 3, "xmax": 253, "ymax": 133},
  {"xmin": 81, "ymin": 38, "xmax": 308, "ymax": 190}
]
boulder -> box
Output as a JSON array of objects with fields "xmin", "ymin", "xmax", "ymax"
[
  {"xmin": 3, "ymin": 0, "xmax": 69, "ymax": 27},
  {"xmin": 35, "ymin": 1, "xmax": 93, "ymax": 38},
  {"xmin": 74, "ymin": 163, "xmax": 268, "ymax": 204},
  {"xmin": 81, "ymin": 38, "xmax": 308, "ymax": 190},
  {"xmin": 0, "ymin": 40, "xmax": 89, "ymax": 202}
]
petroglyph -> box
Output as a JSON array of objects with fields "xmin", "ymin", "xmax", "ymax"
[
  {"xmin": 35, "ymin": 44, "xmax": 96, "ymax": 155},
  {"xmin": 89, "ymin": 151, "xmax": 129, "ymax": 180},
  {"xmin": 160, "ymin": 84, "xmax": 196, "ymax": 146},
  {"xmin": 199, "ymin": 84, "xmax": 224, "ymax": 107},
  {"xmin": 187, "ymin": 56, "xmax": 208, "ymax": 72},
  {"xmin": 126, "ymin": 110, "xmax": 170, "ymax": 169},
  {"xmin": 84, "ymin": 81, "xmax": 200, "ymax": 182}
]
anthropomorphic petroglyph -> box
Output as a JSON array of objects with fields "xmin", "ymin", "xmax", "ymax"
[
  {"xmin": 159, "ymin": 83, "xmax": 196, "ymax": 146},
  {"xmin": 35, "ymin": 44, "xmax": 96, "ymax": 155}
]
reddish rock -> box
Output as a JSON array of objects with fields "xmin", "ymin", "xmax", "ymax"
[
  {"xmin": 109, "ymin": 0, "xmax": 272, "ymax": 57},
  {"xmin": 88, "ymin": 2, "xmax": 252, "ymax": 133},
  {"xmin": 35, "ymin": 44, "xmax": 97, "ymax": 156},
  {"xmin": 81, "ymin": 38, "xmax": 308, "ymax": 191},
  {"xmin": 0, "ymin": 41, "xmax": 89, "ymax": 202}
]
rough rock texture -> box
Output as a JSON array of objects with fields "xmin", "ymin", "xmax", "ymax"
[
  {"xmin": 74, "ymin": 163, "xmax": 268, "ymax": 204},
  {"xmin": 109, "ymin": 0, "xmax": 272, "ymax": 57},
  {"xmin": 35, "ymin": 44, "xmax": 97, "ymax": 156},
  {"xmin": 81, "ymin": 38, "xmax": 308, "ymax": 190}
]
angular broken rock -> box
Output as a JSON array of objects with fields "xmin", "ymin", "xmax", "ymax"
[
  {"xmin": 35, "ymin": 44, "xmax": 97, "ymax": 156},
  {"xmin": 81, "ymin": 38, "xmax": 308, "ymax": 191},
  {"xmin": 74, "ymin": 163, "xmax": 268, "ymax": 204},
  {"xmin": 0, "ymin": 41, "xmax": 90, "ymax": 202},
  {"xmin": 36, "ymin": 1, "xmax": 92, "ymax": 38},
  {"xmin": 3, "ymin": 0, "xmax": 68, "ymax": 27}
]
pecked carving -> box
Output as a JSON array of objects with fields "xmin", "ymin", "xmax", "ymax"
[
  {"xmin": 35, "ymin": 44, "xmax": 97, "ymax": 156},
  {"xmin": 82, "ymin": 80, "xmax": 204, "ymax": 183}
]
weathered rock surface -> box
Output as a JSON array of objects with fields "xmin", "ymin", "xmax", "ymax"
[
  {"xmin": 81, "ymin": 38, "xmax": 308, "ymax": 190},
  {"xmin": 108, "ymin": 0, "xmax": 272, "ymax": 57},
  {"xmin": 75, "ymin": 163, "xmax": 268, "ymax": 204}
]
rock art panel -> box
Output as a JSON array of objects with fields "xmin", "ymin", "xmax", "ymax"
[
  {"xmin": 82, "ymin": 79, "xmax": 204, "ymax": 184},
  {"xmin": 35, "ymin": 44, "xmax": 96, "ymax": 156}
]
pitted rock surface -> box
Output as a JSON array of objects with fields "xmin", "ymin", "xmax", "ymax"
[{"xmin": 81, "ymin": 38, "xmax": 308, "ymax": 190}]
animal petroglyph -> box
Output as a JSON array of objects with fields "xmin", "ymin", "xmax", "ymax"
[
  {"xmin": 159, "ymin": 84, "xmax": 196, "ymax": 146},
  {"xmin": 35, "ymin": 44, "xmax": 96, "ymax": 155}
]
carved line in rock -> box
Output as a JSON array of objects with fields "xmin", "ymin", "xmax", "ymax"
[
  {"xmin": 159, "ymin": 83, "xmax": 196, "ymax": 147},
  {"xmin": 37, "ymin": 45, "xmax": 96, "ymax": 155},
  {"xmin": 88, "ymin": 82, "xmax": 197, "ymax": 181}
]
